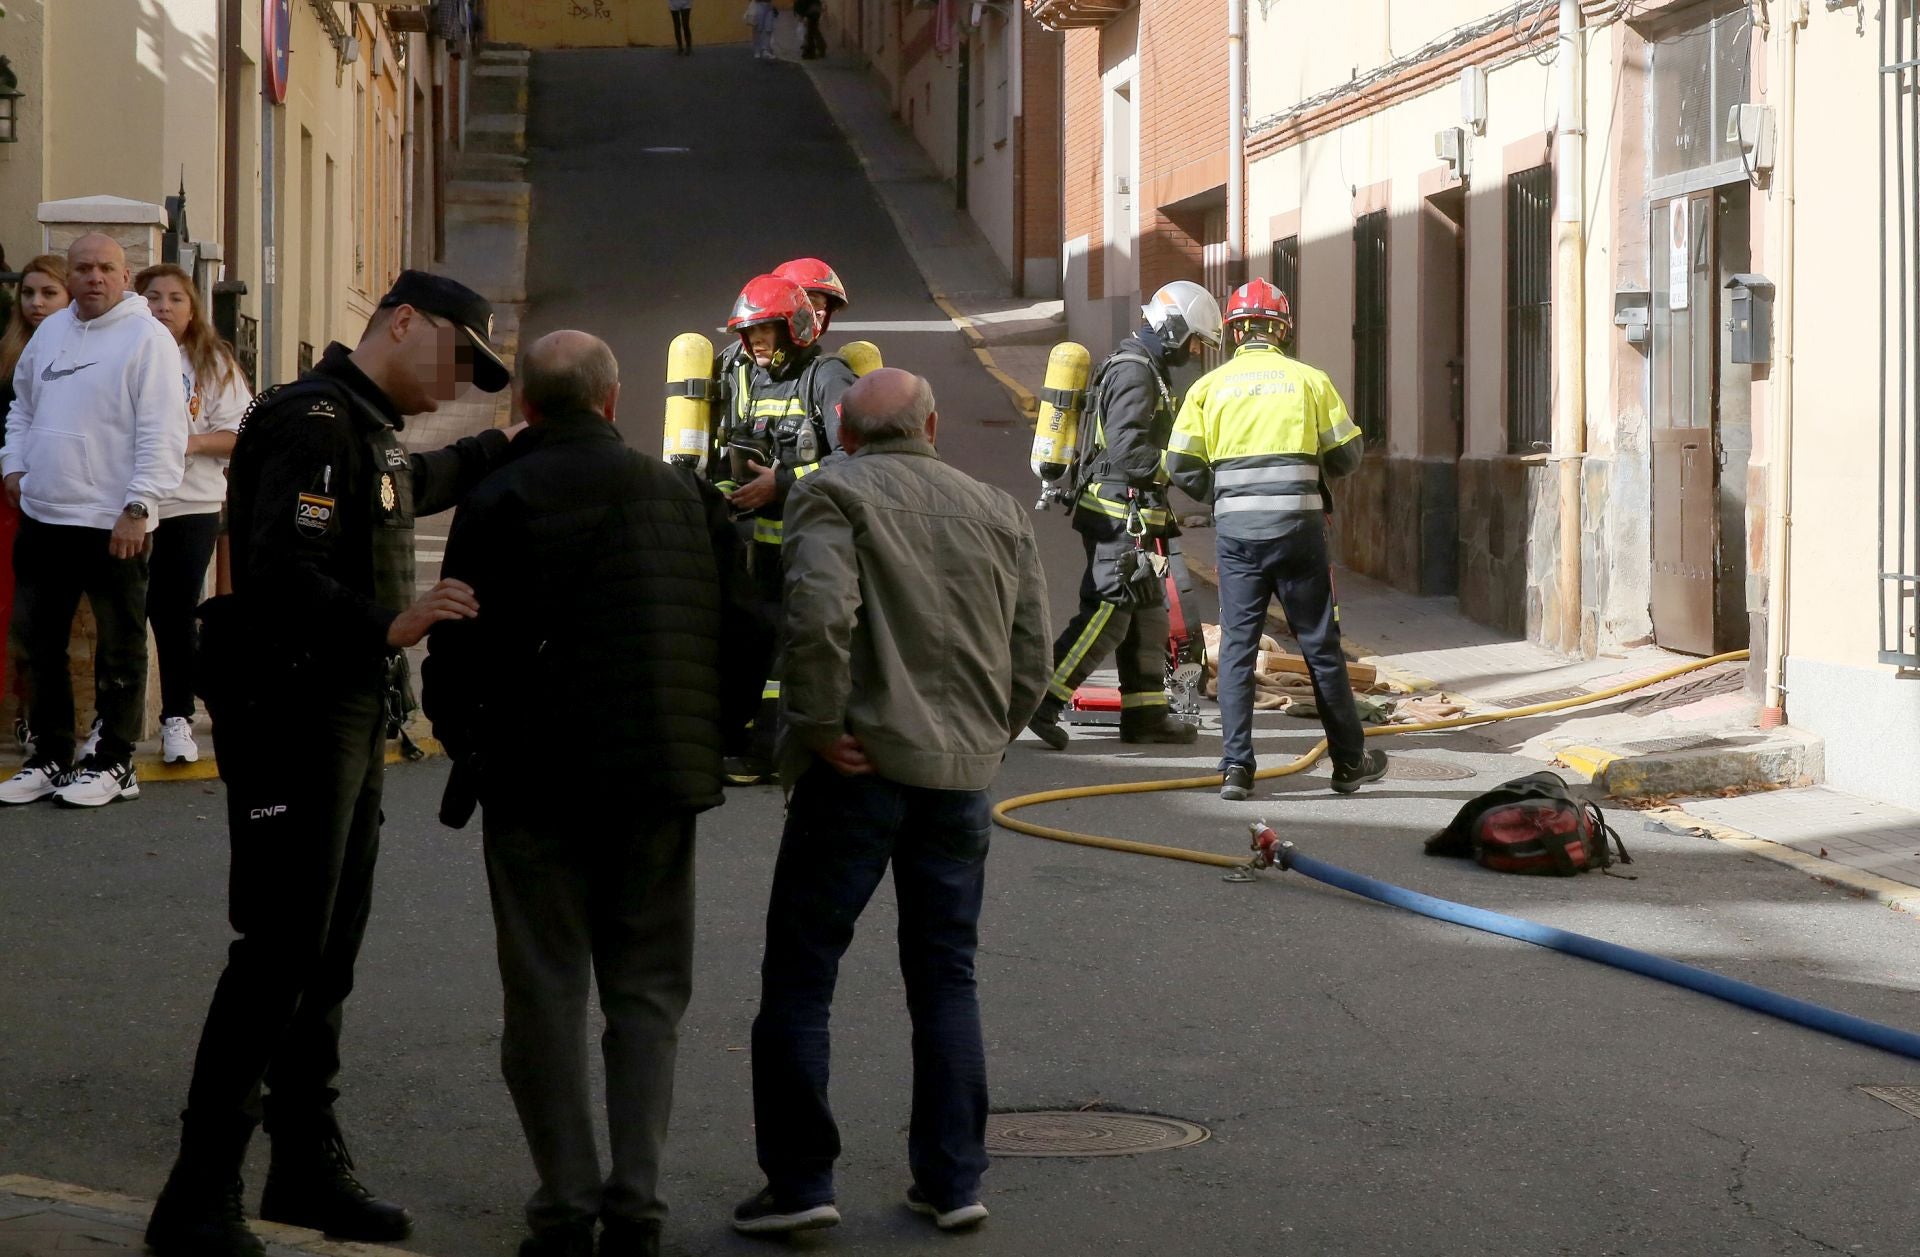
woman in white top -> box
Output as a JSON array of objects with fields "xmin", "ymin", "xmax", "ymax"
[{"xmin": 135, "ymin": 264, "xmax": 251, "ymax": 765}]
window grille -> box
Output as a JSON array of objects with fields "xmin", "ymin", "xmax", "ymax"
[
  {"xmin": 1881, "ymin": 0, "xmax": 1920, "ymax": 665},
  {"xmin": 1351, "ymin": 211, "xmax": 1388, "ymax": 443},
  {"xmin": 236, "ymin": 314, "xmax": 260, "ymax": 391},
  {"xmin": 1271, "ymin": 234, "xmax": 1299, "ymax": 330},
  {"xmin": 1506, "ymin": 163, "xmax": 1553, "ymax": 453}
]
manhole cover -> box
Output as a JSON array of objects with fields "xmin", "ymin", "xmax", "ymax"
[
  {"xmin": 985, "ymin": 1110, "xmax": 1210, "ymax": 1157},
  {"xmin": 1382, "ymin": 756, "xmax": 1477, "ymax": 781},
  {"xmin": 1859, "ymin": 1085, "xmax": 1920, "ymax": 1118}
]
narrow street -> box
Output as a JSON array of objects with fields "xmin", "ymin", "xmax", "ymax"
[{"xmin": 5, "ymin": 43, "xmax": 1920, "ymax": 1257}]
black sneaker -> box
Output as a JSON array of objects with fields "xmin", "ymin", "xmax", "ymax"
[
  {"xmin": 1221, "ymin": 765, "xmax": 1253, "ymax": 801},
  {"xmin": 723, "ymin": 755, "xmax": 775, "ymax": 786},
  {"xmin": 730, "ymin": 1186, "xmax": 840, "ymax": 1234},
  {"xmin": 598, "ymin": 1216, "xmax": 661, "ymax": 1257},
  {"xmin": 519, "ymin": 1221, "xmax": 595, "ymax": 1257},
  {"xmin": 906, "ymin": 1183, "xmax": 989, "ymax": 1230},
  {"xmin": 1331, "ymin": 748, "xmax": 1389, "ymax": 794},
  {"xmin": 1027, "ymin": 702, "xmax": 1070, "ymax": 750}
]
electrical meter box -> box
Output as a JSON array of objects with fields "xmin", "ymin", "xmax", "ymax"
[{"xmin": 1725, "ymin": 274, "xmax": 1774, "ymax": 364}]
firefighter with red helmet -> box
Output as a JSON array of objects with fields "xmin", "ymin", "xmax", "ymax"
[
  {"xmin": 714, "ymin": 272, "xmax": 858, "ymax": 784},
  {"xmin": 772, "ymin": 258, "xmax": 849, "ymax": 336},
  {"xmin": 1165, "ymin": 277, "xmax": 1386, "ymax": 801},
  {"xmin": 1026, "ymin": 280, "xmax": 1222, "ymax": 750}
]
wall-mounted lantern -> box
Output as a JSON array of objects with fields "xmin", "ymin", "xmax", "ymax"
[{"xmin": 0, "ymin": 56, "xmax": 24, "ymax": 144}]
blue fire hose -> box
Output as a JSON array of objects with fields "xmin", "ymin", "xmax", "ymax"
[{"xmin": 1268, "ymin": 841, "xmax": 1920, "ymax": 1063}]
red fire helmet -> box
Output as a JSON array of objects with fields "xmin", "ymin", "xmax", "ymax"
[
  {"xmin": 773, "ymin": 257, "xmax": 850, "ymax": 310},
  {"xmin": 727, "ymin": 274, "xmax": 821, "ymax": 348}
]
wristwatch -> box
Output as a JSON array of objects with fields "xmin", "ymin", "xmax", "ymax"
[{"xmin": 122, "ymin": 502, "xmax": 149, "ymax": 520}]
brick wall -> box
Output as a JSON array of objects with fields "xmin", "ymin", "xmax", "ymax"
[
  {"xmin": 1138, "ymin": 0, "xmax": 1226, "ymax": 293},
  {"xmin": 1063, "ymin": 27, "xmax": 1101, "ymax": 299},
  {"xmin": 1021, "ymin": 21, "xmax": 1064, "ymax": 276},
  {"xmin": 1057, "ymin": 0, "xmax": 1228, "ymax": 303}
]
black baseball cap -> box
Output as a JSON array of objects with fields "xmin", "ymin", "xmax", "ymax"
[{"xmin": 378, "ymin": 269, "xmax": 512, "ymax": 394}]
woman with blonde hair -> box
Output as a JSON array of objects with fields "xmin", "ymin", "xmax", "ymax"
[
  {"xmin": 0, "ymin": 255, "xmax": 71, "ymax": 752},
  {"xmin": 135, "ymin": 263, "xmax": 251, "ymax": 765}
]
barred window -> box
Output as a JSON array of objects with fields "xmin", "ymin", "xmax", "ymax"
[
  {"xmin": 1271, "ymin": 234, "xmax": 1300, "ymax": 329},
  {"xmin": 1351, "ymin": 212, "xmax": 1388, "ymax": 443},
  {"xmin": 1505, "ymin": 163, "xmax": 1553, "ymax": 453}
]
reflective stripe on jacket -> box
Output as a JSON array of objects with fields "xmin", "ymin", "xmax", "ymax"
[{"xmin": 1166, "ymin": 344, "xmax": 1360, "ymax": 539}]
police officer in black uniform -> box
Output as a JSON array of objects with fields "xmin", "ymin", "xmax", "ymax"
[{"xmin": 147, "ymin": 272, "xmax": 517, "ymax": 1257}]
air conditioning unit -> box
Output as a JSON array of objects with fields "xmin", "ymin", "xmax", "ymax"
[
  {"xmin": 1726, "ymin": 103, "xmax": 1776, "ymax": 174},
  {"xmin": 1434, "ymin": 126, "xmax": 1468, "ymax": 178}
]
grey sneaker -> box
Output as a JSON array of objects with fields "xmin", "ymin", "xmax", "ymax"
[
  {"xmin": 1331, "ymin": 748, "xmax": 1389, "ymax": 794},
  {"xmin": 906, "ymin": 1184, "xmax": 988, "ymax": 1231},
  {"xmin": 1221, "ymin": 765, "xmax": 1253, "ymax": 801},
  {"xmin": 730, "ymin": 1187, "xmax": 839, "ymax": 1235}
]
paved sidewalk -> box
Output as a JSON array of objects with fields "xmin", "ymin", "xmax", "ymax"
[{"xmin": 0, "ymin": 1178, "xmax": 420, "ymax": 1257}]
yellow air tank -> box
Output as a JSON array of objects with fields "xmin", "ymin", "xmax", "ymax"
[
  {"xmin": 1030, "ymin": 341, "xmax": 1091, "ymax": 483},
  {"xmin": 663, "ymin": 332, "xmax": 716, "ymax": 473},
  {"xmin": 840, "ymin": 340, "xmax": 884, "ymax": 377}
]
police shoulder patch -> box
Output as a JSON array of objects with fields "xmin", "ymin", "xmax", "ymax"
[{"xmin": 295, "ymin": 492, "xmax": 336, "ymax": 537}]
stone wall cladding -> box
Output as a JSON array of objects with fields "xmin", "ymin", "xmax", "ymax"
[
  {"xmin": 1328, "ymin": 454, "xmax": 1459, "ymax": 598},
  {"xmin": 1456, "ymin": 455, "xmax": 1557, "ymax": 638}
]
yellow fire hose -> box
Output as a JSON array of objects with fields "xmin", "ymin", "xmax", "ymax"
[{"xmin": 992, "ymin": 650, "xmax": 1753, "ymax": 869}]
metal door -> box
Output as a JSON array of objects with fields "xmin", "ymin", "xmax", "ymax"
[{"xmin": 1649, "ymin": 190, "xmax": 1718, "ymax": 655}]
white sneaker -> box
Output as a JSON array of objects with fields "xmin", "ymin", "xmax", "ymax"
[
  {"xmin": 53, "ymin": 760, "xmax": 139, "ymax": 808},
  {"xmin": 0, "ymin": 760, "xmax": 70, "ymax": 805},
  {"xmin": 161, "ymin": 717, "xmax": 200, "ymax": 764},
  {"xmin": 78, "ymin": 718, "xmax": 102, "ymax": 763}
]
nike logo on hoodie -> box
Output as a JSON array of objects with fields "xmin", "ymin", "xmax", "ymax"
[{"xmin": 41, "ymin": 361, "xmax": 99, "ymax": 382}]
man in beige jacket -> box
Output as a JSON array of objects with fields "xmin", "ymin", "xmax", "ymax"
[{"xmin": 733, "ymin": 368, "xmax": 1049, "ymax": 1238}]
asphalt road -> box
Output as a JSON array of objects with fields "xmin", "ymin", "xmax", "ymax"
[{"xmin": 5, "ymin": 44, "xmax": 1920, "ymax": 1257}]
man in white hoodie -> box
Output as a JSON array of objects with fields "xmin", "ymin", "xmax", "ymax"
[{"xmin": 0, "ymin": 233, "xmax": 187, "ymax": 807}]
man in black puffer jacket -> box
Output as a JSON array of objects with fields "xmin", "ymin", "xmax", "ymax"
[{"xmin": 422, "ymin": 330, "xmax": 757, "ymax": 1257}]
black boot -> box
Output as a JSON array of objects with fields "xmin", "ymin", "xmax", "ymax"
[
  {"xmin": 258, "ymin": 1109, "xmax": 413, "ymax": 1242},
  {"xmin": 1119, "ymin": 707, "xmax": 1198, "ymax": 744},
  {"xmin": 145, "ymin": 1114, "xmax": 264, "ymax": 1257},
  {"xmin": 1026, "ymin": 697, "xmax": 1070, "ymax": 749}
]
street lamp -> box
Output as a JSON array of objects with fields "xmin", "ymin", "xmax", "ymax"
[{"xmin": 0, "ymin": 56, "xmax": 21, "ymax": 144}]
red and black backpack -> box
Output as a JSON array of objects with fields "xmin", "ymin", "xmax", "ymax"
[{"xmin": 1424, "ymin": 771, "xmax": 1632, "ymax": 876}]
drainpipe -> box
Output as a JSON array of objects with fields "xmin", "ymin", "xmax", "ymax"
[
  {"xmin": 1227, "ymin": 0, "xmax": 1246, "ymax": 282},
  {"xmin": 402, "ymin": 39, "xmax": 417, "ymax": 270},
  {"xmin": 1760, "ymin": 2, "xmax": 1803, "ymax": 727},
  {"xmin": 1552, "ymin": 0, "xmax": 1586, "ymax": 655},
  {"xmin": 1011, "ymin": 8, "xmax": 1026, "ymax": 295}
]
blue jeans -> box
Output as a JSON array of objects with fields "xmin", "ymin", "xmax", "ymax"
[
  {"xmin": 1216, "ymin": 518, "xmax": 1365, "ymax": 774},
  {"xmin": 751, "ymin": 766, "xmax": 992, "ymax": 1211}
]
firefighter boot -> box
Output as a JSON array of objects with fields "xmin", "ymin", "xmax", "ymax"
[
  {"xmin": 259, "ymin": 1108, "xmax": 413, "ymax": 1242},
  {"xmin": 145, "ymin": 1113, "xmax": 265, "ymax": 1257},
  {"xmin": 1119, "ymin": 706, "xmax": 1198, "ymax": 745},
  {"xmin": 1026, "ymin": 697, "xmax": 1070, "ymax": 750}
]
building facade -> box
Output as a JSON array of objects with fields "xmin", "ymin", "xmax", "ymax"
[
  {"xmin": 823, "ymin": 0, "xmax": 1064, "ymax": 296},
  {"xmin": 0, "ymin": 0, "xmax": 476, "ymax": 392}
]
